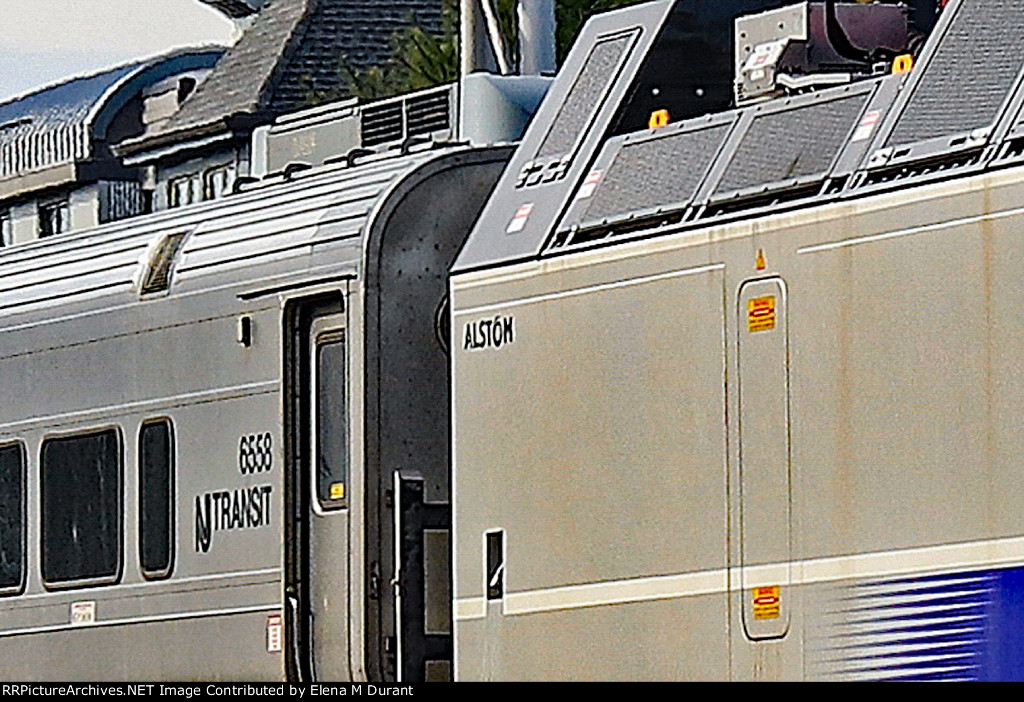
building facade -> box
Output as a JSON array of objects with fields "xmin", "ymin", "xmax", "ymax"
[
  {"xmin": 116, "ymin": 0, "xmax": 446, "ymax": 216},
  {"xmin": 0, "ymin": 49, "xmax": 224, "ymax": 245},
  {"xmin": 0, "ymin": 0, "xmax": 451, "ymax": 242}
]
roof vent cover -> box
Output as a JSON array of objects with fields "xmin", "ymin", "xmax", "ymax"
[
  {"xmin": 360, "ymin": 85, "xmax": 454, "ymax": 147},
  {"xmin": 137, "ymin": 229, "xmax": 190, "ymax": 296},
  {"xmin": 886, "ymin": 0, "xmax": 1024, "ymax": 149}
]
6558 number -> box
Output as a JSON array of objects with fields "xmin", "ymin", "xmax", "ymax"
[{"xmin": 239, "ymin": 432, "xmax": 273, "ymax": 473}]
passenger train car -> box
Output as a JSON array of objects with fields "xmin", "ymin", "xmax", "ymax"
[
  {"xmin": 1, "ymin": 0, "xmax": 1020, "ymax": 683},
  {"xmin": 450, "ymin": 0, "xmax": 1024, "ymax": 681},
  {"xmin": 0, "ymin": 134, "xmax": 510, "ymax": 680}
]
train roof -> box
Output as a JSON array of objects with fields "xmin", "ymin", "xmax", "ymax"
[
  {"xmin": 0, "ymin": 143, "xmax": 485, "ymax": 328},
  {"xmin": 454, "ymin": 0, "xmax": 1024, "ymax": 272}
]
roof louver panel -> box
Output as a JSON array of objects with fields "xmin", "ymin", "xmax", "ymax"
[
  {"xmin": 713, "ymin": 92, "xmax": 869, "ymax": 197},
  {"xmin": 584, "ymin": 123, "xmax": 731, "ymax": 224}
]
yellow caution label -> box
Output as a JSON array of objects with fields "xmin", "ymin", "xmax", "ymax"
[
  {"xmin": 752, "ymin": 586, "xmax": 781, "ymax": 620},
  {"xmin": 748, "ymin": 296, "xmax": 776, "ymax": 333},
  {"xmin": 330, "ymin": 482, "xmax": 345, "ymax": 500}
]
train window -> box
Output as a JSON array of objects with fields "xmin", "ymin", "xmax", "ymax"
[
  {"xmin": 316, "ymin": 336, "xmax": 348, "ymax": 510},
  {"xmin": 0, "ymin": 443, "xmax": 24, "ymax": 593},
  {"xmin": 41, "ymin": 429, "xmax": 122, "ymax": 586},
  {"xmin": 139, "ymin": 419, "xmax": 173, "ymax": 578}
]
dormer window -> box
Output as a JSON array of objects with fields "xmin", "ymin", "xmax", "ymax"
[{"xmin": 177, "ymin": 77, "xmax": 197, "ymax": 104}]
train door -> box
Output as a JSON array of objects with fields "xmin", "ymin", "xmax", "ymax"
[
  {"xmin": 285, "ymin": 296, "xmax": 355, "ymax": 681},
  {"xmin": 735, "ymin": 277, "xmax": 793, "ymax": 677}
]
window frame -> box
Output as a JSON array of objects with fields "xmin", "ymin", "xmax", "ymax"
[
  {"xmin": 167, "ymin": 173, "xmax": 200, "ymax": 208},
  {"xmin": 38, "ymin": 198, "xmax": 69, "ymax": 238},
  {"xmin": 40, "ymin": 426, "xmax": 124, "ymax": 590},
  {"xmin": 0, "ymin": 209, "xmax": 11, "ymax": 247},
  {"xmin": 312, "ymin": 320, "xmax": 349, "ymax": 513},
  {"xmin": 138, "ymin": 418, "xmax": 175, "ymax": 580},
  {"xmin": 0, "ymin": 441, "xmax": 26, "ymax": 596},
  {"xmin": 202, "ymin": 165, "xmax": 233, "ymax": 201}
]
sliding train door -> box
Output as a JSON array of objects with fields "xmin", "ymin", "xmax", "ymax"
[{"xmin": 285, "ymin": 296, "xmax": 355, "ymax": 681}]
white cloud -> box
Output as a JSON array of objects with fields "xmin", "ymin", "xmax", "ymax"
[{"xmin": 0, "ymin": 0, "xmax": 237, "ymax": 100}]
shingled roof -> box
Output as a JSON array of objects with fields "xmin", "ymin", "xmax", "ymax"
[
  {"xmin": 200, "ymin": 0, "xmax": 269, "ymax": 17},
  {"xmin": 0, "ymin": 63, "xmax": 139, "ymax": 178},
  {"xmin": 127, "ymin": 0, "xmax": 443, "ymax": 152},
  {"xmin": 271, "ymin": 0, "xmax": 444, "ymax": 109}
]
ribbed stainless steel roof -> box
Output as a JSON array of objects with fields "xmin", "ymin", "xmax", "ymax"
[{"xmin": 0, "ymin": 147, "xmax": 452, "ymax": 319}]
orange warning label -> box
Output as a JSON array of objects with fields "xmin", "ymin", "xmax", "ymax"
[
  {"xmin": 752, "ymin": 586, "xmax": 780, "ymax": 620},
  {"xmin": 748, "ymin": 296, "xmax": 776, "ymax": 333}
]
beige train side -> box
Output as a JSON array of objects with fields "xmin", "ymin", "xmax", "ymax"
[{"xmin": 451, "ymin": 163, "xmax": 1024, "ymax": 681}]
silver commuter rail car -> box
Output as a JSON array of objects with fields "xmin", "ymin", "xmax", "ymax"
[
  {"xmin": 0, "ymin": 139, "xmax": 509, "ymax": 680},
  {"xmin": 450, "ymin": 0, "xmax": 1024, "ymax": 681}
]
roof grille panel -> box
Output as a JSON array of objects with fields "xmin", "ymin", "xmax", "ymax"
[
  {"xmin": 359, "ymin": 86, "xmax": 454, "ymax": 148},
  {"xmin": 714, "ymin": 92, "xmax": 869, "ymax": 197},
  {"xmin": 535, "ymin": 31, "xmax": 637, "ymax": 161},
  {"xmin": 361, "ymin": 102, "xmax": 404, "ymax": 147},
  {"xmin": 886, "ymin": 0, "xmax": 1024, "ymax": 148},
  {"xmin": 139, "ymin": 229, "xmax": 189, "ymax": 295},
  {"xmin": 406, "ymin": 90, "xmax": 451, "ymax": 137},
  {"xmin": 585, "ymin": 123, "xmax": 731, "ymax": 225}
]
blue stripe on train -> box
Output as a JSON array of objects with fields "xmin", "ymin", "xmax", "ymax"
[
  {"xmin": 982, "ymin": 568, "xmax": 1024, "ymax": 681},
  {"xmin": 843, "ymin": 567, "xmax": 1024, "ymax": 680}
]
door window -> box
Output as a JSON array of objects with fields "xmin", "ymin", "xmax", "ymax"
[{"xmin": 315, "ymin": 334, "xmax": 348, "ymax": 510}]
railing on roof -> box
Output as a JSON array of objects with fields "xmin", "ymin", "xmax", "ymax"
[
  {"xmin": 257, "ymin": 85, "xmax": 456, "ymax": 177},
  {"xmin": 0, "ymin": 124, "xmax": 90, "ymax": 179}
]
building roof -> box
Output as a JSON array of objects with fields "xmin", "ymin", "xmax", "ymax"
[
  {"xmin": 270, "ymin": 0, "xmax": 444, "ymax": 109},
  {"xmin": 129, "ymin": 0, "xmax": 443, "ymax": 152},
  {"xmin": 156, "ymin": 0, "xmax": 312, "ymax": 140},
  {"xmin": 200, "ymin": 0, "xmax": 268, "ymax": 17},
  {"xmin": 0, "ymin": 48, "xmax": 224, "ymax": 181},
  {"xmin": 0, "ymin": 63, "xmax": 139, "ymax": 179}
]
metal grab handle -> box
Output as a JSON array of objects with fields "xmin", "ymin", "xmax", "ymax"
[{"xmin": 285, "ymin": 592, "xmax": 306, "ymax": 682}]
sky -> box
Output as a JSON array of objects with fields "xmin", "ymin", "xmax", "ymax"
[{"xmin": 0, "ymin": 0, "xmax": 238, "ymax": 102}]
